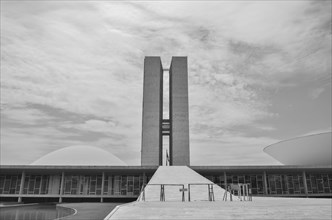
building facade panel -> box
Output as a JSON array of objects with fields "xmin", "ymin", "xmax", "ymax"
[
  {"xmin": 0, "ymin": 166, "xmax": 331, "ymax": 202},
  {"xmin": 170, "ymin": 57, "xmax": 190, "ymax": 165},
  {"xmin": 141, "ymin": 57, "xmax": 163, "ymax": 166},
  {"xmin": 0, "ymin": 175, "xmax": 21, "ymax": 195},
  {"xmin": 306, "ymin": 172, "xmax": 332, "ymax": 194}
]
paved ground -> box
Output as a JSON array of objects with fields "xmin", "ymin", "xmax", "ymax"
[
  {"xmin": 108, "ymin": 197, "xmax": 332, "ymax": 220},
  {"xmin": 59, "ymin": 203, "xmax": 122, "ymax": 220}
]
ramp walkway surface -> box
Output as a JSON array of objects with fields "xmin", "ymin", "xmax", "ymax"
[
  {"xmin": 137, "ymin": 166, "xmax": 227, "ymax": 202},
  {"xmin": 104, "ymin": 166, "xmax": 331, "ymax": 220},
  {"xmin": 106, "ymin": 198, "xmax": 332, "ymax": 219}
]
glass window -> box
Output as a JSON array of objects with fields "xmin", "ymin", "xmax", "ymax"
[{"xmin": 306, "ymin": 173, "xmax": 332, "ymax": 194}]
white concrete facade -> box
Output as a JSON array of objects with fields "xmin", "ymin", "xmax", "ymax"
[
  {"xmin": 141, "ymin": 57, "xmax": 163, "ymax": 166},
  {"xmin": 141, "ymin": 57, "xmax": 190, "ymax": 166},
  {"xmin": 169, "ymin": 57, "xmax": 190, "ymax": 166}
]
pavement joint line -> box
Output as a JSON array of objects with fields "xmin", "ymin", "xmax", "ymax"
[{"xmin": 104, "ymin": 201, "xmax": 138, "ymax": 220}]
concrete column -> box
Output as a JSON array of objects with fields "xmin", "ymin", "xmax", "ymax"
[
  {"xmin": 39, "ymin": 176, "xmax": 43, "ymax": 194},
  {"xmin": 59, "ymin": 172, "xmax": 65, "ymax": 203},
  {"xmin": 263, "ymin": 171, "xmax": 268, "ymax": 195},
  {"xmin": 18, "ymin": 171, "xmax": 25, "ymax": 203},
  {"xmin": 170, "ymin": 57, "xmax": 190, "ymax": 165},
  {"xmin": 302, "ymin": 170, "xmax": 308, "ymax": 197},
  {"xmin": 101, "ymin": 172, "xmax": 105, "ymax": 202},
  {"xmin": 223, "ymin": 172, "xmax": 227, "ymax": 189},
  {"xmin": 141, "ymin": 56, "xmax": 163, "ymax": 166},
  {"xmin": 143, "ymin": 172, "xmax": 147, "ymax": 186}
]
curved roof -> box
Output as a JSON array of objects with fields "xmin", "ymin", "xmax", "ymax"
[
  {"xmin": 263, "ymin": 132, "xmax": 331, "ymax": 166},
  {"xmin": 31, "ymin": 145, "xmax": 127, "ymax": 166}
]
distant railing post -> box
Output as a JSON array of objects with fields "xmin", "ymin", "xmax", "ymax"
[
  {"xmin": 207, "ymin": 184, "xmax": 215, "ymax": 201},
  {"xmin": 59, "ymin": 172, "xmax": 65, "ymax": 203},
  {"xmin": 223, "ymin": 185, "xmax": 227, "ymax": 201},
  {"xmin": 160, "ymin": 184, "xmax": 165, "ymax": 201},
  {"xmin": 223, "ymin": 172, "xmax": 227, "ymax": 190},
  {"xmin": 263, "ymin": 171, "xmax": 268, "ymax": 195},
  {"xmin": 18, "ymin": 171, "xmax": 25, "ymax": 203},
  {"xmin": 101, "ymin": 172, "xmax": 105, "ymax": 203},
  {"xmin": 239, "ymin": 184, "xmax": 242, "ymax": 201},
  {"xmin": 188, "ymin": 184, "xmax": 191, "ymax": 202},
  {"xmin": 302, "ymin": 171, "xmax": 308, "ymax": 197},
  {"xmin": 211, "ymin": 184, "xmax": 215, "ymax": 201}
]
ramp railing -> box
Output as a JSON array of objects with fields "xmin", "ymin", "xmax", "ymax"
[
  {"xmin": 144, "ymin": 184, "xmax": 185, "ymax": 202},
  {"xmin": 223, "ymin": 183, "xmax": 252, "ymax": 201},
  {"xmin": 137, "ymin": 184, "xmax": 146, "ymax": 201},
  {"xmin": 188, "ymin": 183, "xmax": 215, "ymax": 202}
]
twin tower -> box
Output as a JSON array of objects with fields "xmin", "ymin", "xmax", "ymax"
[{"xmin": 141, "ymin": 57, "xmax": 190, "ymax": 166}]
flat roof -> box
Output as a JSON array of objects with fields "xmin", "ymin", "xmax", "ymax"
[
  {"xmin": 1, "ymin": 165, "xmax": 331, "ymax": 174},
  {"xmin": 0, "ymin": 165, "xmax": 158, "ymax": 174}
]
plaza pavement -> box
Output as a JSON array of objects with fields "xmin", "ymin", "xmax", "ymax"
[
  {"xmin": 106, "ymin": 197, "xmax": 332, "ymax": 220},
  {"xmin": 105, "ymin": 166, "xmax": 332, "ymax": 219}
]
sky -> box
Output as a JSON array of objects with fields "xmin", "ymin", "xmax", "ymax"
[{"xmin": 1, "ymin": 1, "xmax": 331, "ymax": 166}]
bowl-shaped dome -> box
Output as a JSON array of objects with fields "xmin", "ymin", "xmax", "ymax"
[
  {"xmin": 31, "ymin": 145, "xmax": 127, "ymax": 166},
  {"xmin": 264, "ymin": 132, "xmax": 331, "ymax": 166}
]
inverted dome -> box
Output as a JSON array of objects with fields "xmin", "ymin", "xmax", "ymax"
[
  {"xmin": 264, "ymin": 132, "xmax": 331, "ymax": 166},
  {"xmin": 31, "ymin": 145, "xmax": 127, "ymax": 166}
]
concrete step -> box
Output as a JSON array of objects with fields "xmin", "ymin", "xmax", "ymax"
[{"xmin": 138, "ymin": 166, "xmax": 230, "ymax": 202}]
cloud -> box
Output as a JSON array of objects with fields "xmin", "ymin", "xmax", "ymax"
[
  {"xmin": 300, "ymin": 128, "xmax": 332, "ymax": 137},
  {"xmin": 1, "ymin": 107, "xmax": 54, "ymax": 125},
  {"xmin": 0, "ymin": 125, "xmax": 81, "ymax": 165},
  {"xmin": 190, "ymin": 131, "xmax": 281, "ymax": 165},
  {"xmin": 1, "ymin": 1, "xmax": 330, "ymax": 165},
  {"xmin": 62, "ymin": 120, "xmax": 116, "ymax": 133},
  {"xmin": 309, "ymin": 87, "xmax": 325, "ymax": 99}
]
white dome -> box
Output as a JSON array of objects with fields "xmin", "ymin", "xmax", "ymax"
[
  {"xmin": 264, "ymin": 132, "xmax": 331, "ymax": 166},
  {"xmin": 31, "ymin": 145, "xmax": 127, "ymax": 166}
]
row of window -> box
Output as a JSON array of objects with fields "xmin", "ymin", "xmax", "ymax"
[
  {"xmin": 267, "ymin": 174, "xmax": 305, "ymax": 194},
  {"xmin": 205, "ymin": 174, "xmax": 265, "ymax": 195},
  {"xmin": 103, "ymin": 175, "xmax": 146, "ymax": 196},
  {"xmin": 0, "ymin": 175, "xmax": 21, "ymax": 194},
  {"xmin": 205, "ymin": 173, "xmax": 332, "ymax": 195},
  {"xmin": 0, "ymin": 174, "xmax": 150, "ymax": 196},
  {"xmin": 1, "ymin": 172, "xmax": 331, "ymax": 196},
  {"xmin": 63, "ymin": 175, "xmax": 103, "ymax": 195},
  {"xmin": 62, "ymin": 174, "xmax": 150, "ymax": 196},
  {"xmin": 306, "ymin": 173, "xmax": 331, "ymax": 194},
  {"xmin": 23, "ymin": 175, "xmax": 50, "ymax": 195}
]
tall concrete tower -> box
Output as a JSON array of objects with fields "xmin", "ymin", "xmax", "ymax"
[
  {"xmin": 141, "ymin": 57, "xmax": 190, "ymax": 166},
  {"xmin": 169, "ymin": 57, "xmax": 190, "ymax": 166},
  {"xmin": 141, "ymin": 57, "xmax": 163, "ymax": 166}
]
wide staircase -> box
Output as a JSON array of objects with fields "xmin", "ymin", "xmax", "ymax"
[{"xmin": 138, "ymin": 166, "xmax": 230, "ymax": 202}]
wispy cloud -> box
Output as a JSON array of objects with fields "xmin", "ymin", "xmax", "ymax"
[
  {"xmin": 1, "ymin": 1, "xmax": 330, "ymax": 165},
  {"xmin": 309, "ymin": 87, "xmax": 325, "ymax": 99}
]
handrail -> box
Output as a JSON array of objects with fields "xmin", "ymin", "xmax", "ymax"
[
  {"xmin": 148, "ymin": 184, "xmax": 184, "ymax": 186},
  {"xmin": 145, "ymin": 184, "xmax": 185, "ymax": 202},
  {"xmin": 188, "ymin": 183, "xmax": 215, "ymax": 202},
  {"xmin": 137, "ymin": 184, "xmax": 146, "ymax": 201},
  {"xmin": 223, "ymin": 183, "xmax": 252, "ymax": 201}
]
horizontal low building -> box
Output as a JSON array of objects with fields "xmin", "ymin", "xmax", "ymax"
[
  {"xmin": 1, "ymin": 134, "xmax": 332, "ymax": 203},
  {"xmin": 1, "ymin": 164, "xmax": 331, "ymax": 203}
]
